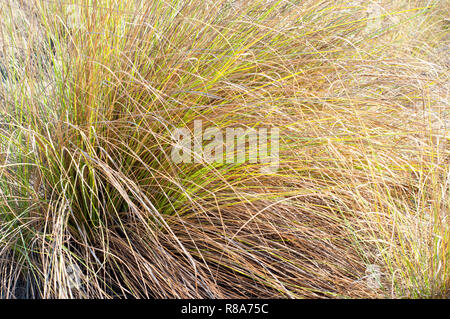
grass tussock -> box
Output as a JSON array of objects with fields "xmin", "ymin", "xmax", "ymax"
[{"xmin": 0, "ymin": 0, "xmax": 448, "ymax": 298}]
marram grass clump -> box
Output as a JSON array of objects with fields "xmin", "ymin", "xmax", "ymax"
[{"xmin": 0, "ymin": 0, "xmax": 448, "ymax": 298}]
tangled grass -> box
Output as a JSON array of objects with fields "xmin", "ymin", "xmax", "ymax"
[{"xmin": 0, "ymin": 0, "xmax": 448, "ymax": 298}]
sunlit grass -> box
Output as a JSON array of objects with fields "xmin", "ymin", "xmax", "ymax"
[{"xmin": 0, "ymin": 0, "xmax": 448, "ymax": 298}]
